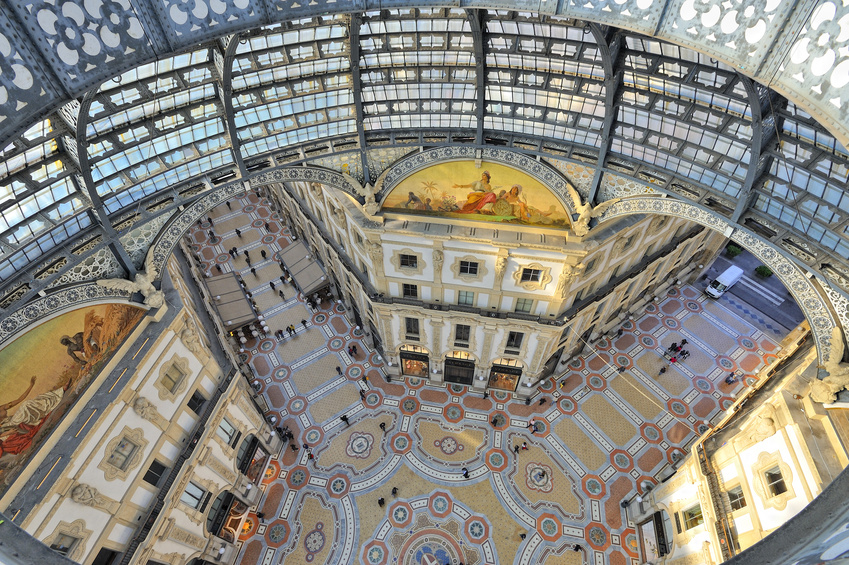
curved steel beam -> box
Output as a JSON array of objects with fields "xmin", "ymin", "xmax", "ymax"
[
  {"xmin": 467, "ymin": 9, "xmax": 486, "ymax": 148},
  {"xmin": 349, "ymin": 13, "xmax": 371, "ymax": 185},
  {"xmin": 220, "ymin": 34, "xmax": 249, "ymax": 178},
  {"xmin": 586, "ymin": 22, "xmax": 620, "ymax": 204}
]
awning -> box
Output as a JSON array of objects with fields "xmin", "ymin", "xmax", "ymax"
[
  {"xmin": 279, "ymin": 240, "xmax": 330, "ymax": 296},
  {"xmin": 206, "ymin": 272, "xmax": 257, "ymax": 331}
]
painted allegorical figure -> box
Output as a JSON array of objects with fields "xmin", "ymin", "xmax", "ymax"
[
  {"xmin": 0, "ymin": 374, "xmax": 71, "ymax": 457},
  {"xmin": 455, "ymin": 171, "xmax": 497, "ymax": 214}
]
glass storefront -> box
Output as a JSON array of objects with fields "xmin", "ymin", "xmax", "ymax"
[
  {"xmin": 236, "ymin": 435, "xmax": 270, "ymax": 484},
  {"xmin": 400, "ymin": 346, "xmax": 429, "ymax": 377},
  {"xmin": 445, "ymin": 357, "xmax": 475, "ymax": 385},
  {"xmin": 488, "ymin": 358, "xmax": 523, "ymax": 391}
]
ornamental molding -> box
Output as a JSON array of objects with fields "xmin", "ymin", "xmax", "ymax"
[
  {"xmin": 44, "ymin": 519, "xmax": 93, "ymax": 562},
  {"xmin": 0, "ymin": 284, "xmax": 139, "ymax": 347},
  {"xmin": 136, "ymin": 171, "xmax": 844, "ymax": 373},
  {"xmin": 600, "ymin": 196, "xmax": 838, "ymax": 366}
]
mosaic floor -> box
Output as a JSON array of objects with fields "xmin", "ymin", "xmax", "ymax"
[{"xmin": 188, "ymin": 194, "xmax": 785, "ymax": 565}]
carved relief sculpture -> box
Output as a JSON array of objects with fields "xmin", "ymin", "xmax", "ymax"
[
  {"xmin": 96, "ymin": 250, "xmax": 165, "ymax": 308},
  {"xmin": 810, "ymin": 327, "xmax": 849, "ymax": 403},
  {"xmin": 566, "ymin": 183, "xmax": 621, "ymax": 236},
  {"xmin": 70, "ymin": 483, "xmax": 108, "ymax": 508},
  {"xmin": 555, "ymin": 263, "xmax": 585, "ymax": 298},
  {"xmin": 494, "ymin": 257, "xmax": 508, "ymax": 286}
]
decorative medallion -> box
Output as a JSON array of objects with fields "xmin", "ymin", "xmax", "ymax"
[
  {"xmin": 346, "ymin": 432, "xmax": 374, "ymax": 459},
  {"xmin": 303, "ymin": 523, "xmax": 325, "ymax": 561},
  {"xmin": 525, "ymin": 463, "xmax": 553, "ymax": 492}
]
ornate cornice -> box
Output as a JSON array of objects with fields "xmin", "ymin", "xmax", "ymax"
[
  {"xmin": 0, "ymin": 283, "xmax": 138, "ymax": 346},
  {"xmin": 602, "ymin": 197, "xmax": 837, "ymax": 363}
]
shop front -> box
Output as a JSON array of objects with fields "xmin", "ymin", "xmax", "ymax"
[
  {"xmin": 399, "ymin": 344, "xmax": 429, "ymax": 377},
  {"xmin": 488, "ymin": 358, "xmax": 524, "ymax": 391},
  {"xmin": 444, "ymin": 351, "xmax": 476, "ymax": 385},
  {"xmin": 237, "ymin": 434, "xmax": 270, "ymax": 484},
  {"xmin": 638, "ymin": 511, "xmax": 671, "ymax": 563}
]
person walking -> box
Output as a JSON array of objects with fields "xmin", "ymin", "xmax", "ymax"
[
  {"xmin": 340, "ymin": 415, "xmax": 349, "ymax": 426},
  {"xmin": 514, "ymin": 444, "xmax": 520, "ymax": 454},
  {"xmin": 279, "ymin": 289, "xmax": 285, "ymax": 299},
  {"xmin": 680, "ymin": 339, "xmax": 688, "ymax": 346},
  {"xmin": 301, "ymin": 319, "xmax": 308, "ymax": 330},
  {"xmin": 618, "ymin": 365, "xmax": 627, "ymax": 373},
  {"xmin": 659, "ymin": 367, "xmax": 667, "ymax": 375},
  {"xmin": 261, "ymin": 249, "xmax": 267, "ymax": 259},
  {"xmin": 265, "ymin": 222, "xmax": 271, "ymax": 231},
  {"xmin": 207, "ymin": 216, "xmax": 213, "ymax": 226},
  {"xmin": 352, "ymin": 344, "xmax": 358, "ymax": 355},
  {"xmin": 336, "ymin": 366, "xmax": 343, "ymax": 375},
  {"xmin": 521, "ymin": 441, "xmax": 528, "ymax": 450},
  {"xmin": 235, "ymin": 228, "xmax": 242, "ymax": 237},
  {"xmin": 379, "ymin": 422, "xmax": 386, "ymax": 432},
  {"xmin": 225, "ymin": 201, "xmax": 232, "ymax": 210},
  {"xmin": 538, "ymin": 397, "xmax": 547, "ymax": 406},
  {"xmin": 270, "ymin": 281, "xmax": 276, "ymax": 291},
  {"xmin": 215, "ymin": 264, "xmax": 222, "ymax": 273},
  {"xmin": 251, "ymin": 267, "xmax": 257, "ymax": 276},
  {"xmin": 462, "ymin": 467, "xmax": 469, "ymax": 479},
  {"xmin": 378, "ymin": 497, "xmax": 385, "ymax": 507},
  {"xmin": 359, "ymin": 390, "xmax": 365, "ymax": 400},
  {"xmin": 391, "ymin": 487, "xmax": 398, "ymax": 497}
]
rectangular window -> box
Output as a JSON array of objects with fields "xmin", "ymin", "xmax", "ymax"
[
  {"xmin": 402, "ymin": 284, "xmax": 418, "ymax": 299},
  {"xmin": 455, "ymin": 324, "xmax": 471, "ymax": 345},
  {"xmin": 187, "ymin": 390, "xmax": 206, "ymax": 415},
  {"xmin": 400, "ymin": 254, "xmax": 418, "ymax": 268},
  {"xmin": 355, "ymin": 232, "xmax": 363, "ymax": 247},
  {"xmin": 728, "ymin": 486, "xmax": 747, "ymax": 511},
  {"xmin": 457, "ymin": 290, "xmax": 475, "ymax": 306},
  {"xmin": 506, "ymin": 331, "xmax": 524, "ymax": 351},
  {"xmin": 160, "ymin": 365, "xmax": 185, "ymax": 393},
  {"xmin": 520, "ymin": 268, "xmax": 542, "ymax": 283},
  {"xmin": 107, "ymin": 437, "xmax": 139, "ymax": 470},
  {"xmin": 50, "ymin": 533, "xmax": 80, "ymax": 556},
  {"xmin": 143, "ymin": 460, "xmax": 168, "ymax": 487},
  {"xmin": 217, "ymin": 418, "xmax": 239, "ymax": 446},
  {"xmin": 765, "ymin": 467, "xmax": 788, "ymax": 496},
  {"xmin": 682, "ymin": 505, "xmax": 704, "ymax": 530},
  {"xmin": 361, "ymin": 262, "xmax": 369, "ymax": 279},
  {"xmin": 405, "ymin": 317, "xmax": 420, "ymax": 337},
  {"xmin": 459, "ymin": 261, "xmax": 479, "ymax": 275},
  {"xmin": 180, "ymin": 481, "xmax": 207, "ymax": 510},
  {"xmin": 515, "ymin": 298, "xmax": 533, "ymax": 313}
]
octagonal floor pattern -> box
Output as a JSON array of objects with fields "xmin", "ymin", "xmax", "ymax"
[{"xmin": 188, "ymin": 194, "xmax": 783, "ymax": 565}]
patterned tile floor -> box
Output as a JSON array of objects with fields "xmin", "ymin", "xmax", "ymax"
[{"xmin": 188, "ymin": 195, "xmax": 786, "ymax": 565}]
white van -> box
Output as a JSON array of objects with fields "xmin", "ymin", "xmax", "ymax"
[{"xmin": 705, "ymin": 265, "xmax": 744, "ymax": 298}]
